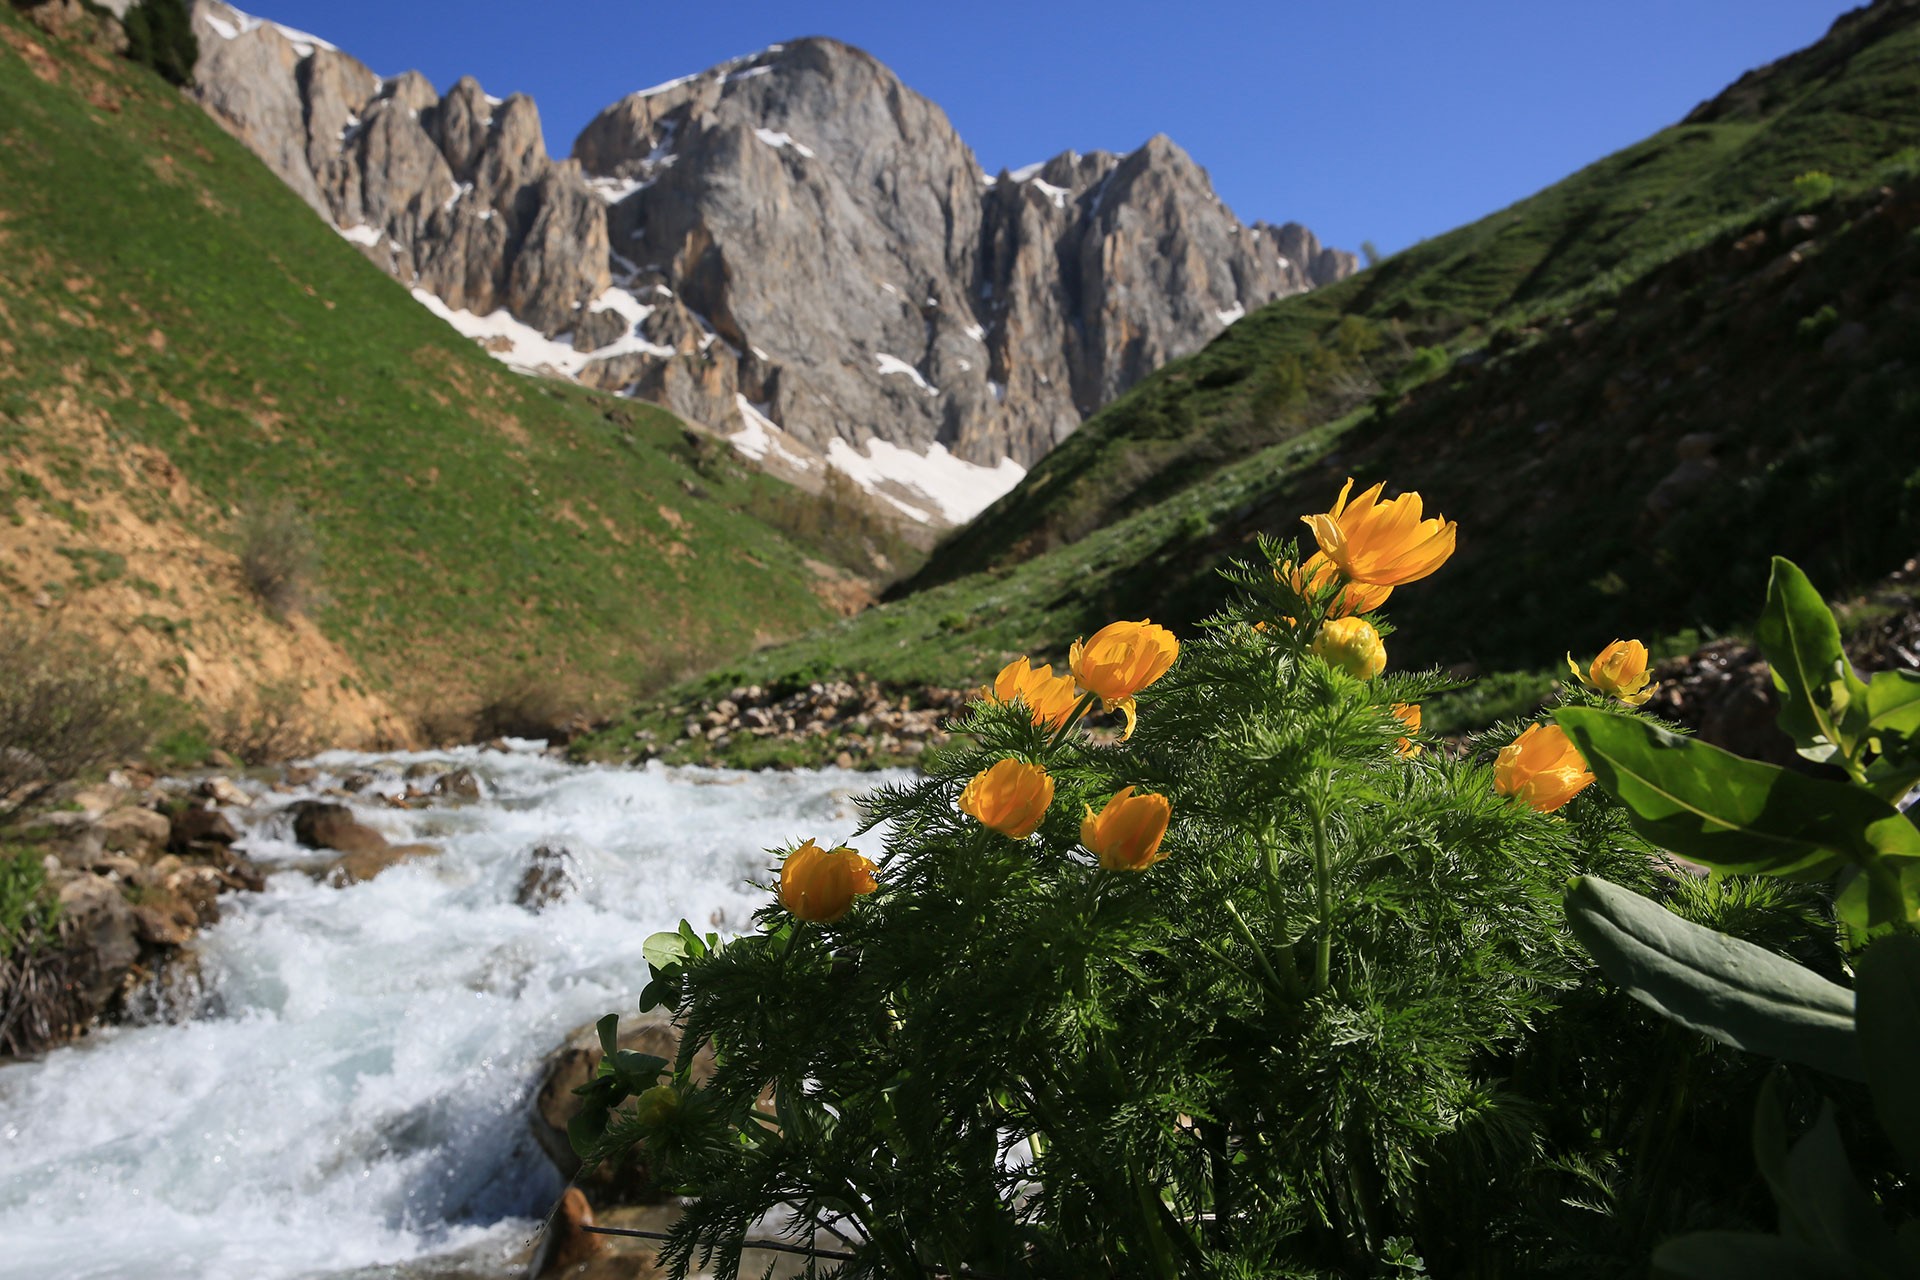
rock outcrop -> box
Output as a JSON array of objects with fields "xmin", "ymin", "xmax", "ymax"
[
  {"xmin": 190, "ymin": 1, "xmax": 608, "ymax": 336},
  {"xmin": 187, "ymin": 6, "xmax": 1356, "ymax": 518}
]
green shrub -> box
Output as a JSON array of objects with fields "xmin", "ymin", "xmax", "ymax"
[
  {"xmin": 1796, "ymin": 303, "xmax": 1840, "ymax": 343},
  {"xmin": 120, "ymin": 0, "xmax": 197, "ymax": 88},
  {"xmin": 1791, "ymin": 169, "xmax": 1837, "ymax": 206},
  {"xmin": 575, "ymin": 514, "xmax": 1774, "ymax": 1275}
]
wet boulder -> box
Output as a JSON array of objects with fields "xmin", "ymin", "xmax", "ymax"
[
  {"xmin": 531, "ymin": 1018, "xmax": 713, "ymax": 1200},
  {"xmin": 515, "ymin": 844, "xmax": 578, "ymax": 911},
  {"xmin": 289, "ymin": 801, "xmax": 389, "ymax": 857}
]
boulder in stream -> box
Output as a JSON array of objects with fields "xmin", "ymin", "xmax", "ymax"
[
  {"xmin": 531, "ymin": 1018, "xmax": 712, "ymax": 1201},
  {"xmin": 515, "ymin": 844, "xmax": 578, "ymax": 911}
]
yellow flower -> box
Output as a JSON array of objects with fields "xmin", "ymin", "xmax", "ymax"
[
  {"xmin": 1070, "ymin": 620, "xmax": 1179, "ymax": 740},
  {"xmin": 778, "ymin": 839, "xmax": 878, "ymax": 923},
  {"xmin": 1391, "ymin": 702, "xmax": 1422, "ymax": 758},
  {"xmin": 1493, "ymin": 723, "xmax": 1595, "ymax": 813},
  {"xmin": 1280, "ymin": 552, "xmax": 1394, "ymax": 617},
  {"xmin": 1309, "ymin": 616, "xmax": 1387, "ymax": 679},
  {"xmin": 981, "ymin": 657, "xmax": 1081, "ymax": 730},
  {"xmin": 1301, "ymin": 477, "xmax": 1457, "ymax": 586},
  {"xmin": 959, "ymin": 758, "xmax": 1055, "ymax": 839},
  {"xmin": 1568, "ymin": 639, "xmax": 1657, "ymax": 707},
  {"xmin": 1081, "ymin": 786, "xmax": 1173, "ymax": 871}
]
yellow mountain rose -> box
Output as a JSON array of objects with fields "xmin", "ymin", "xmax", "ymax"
[{"xmin": 1301, "ymin": 477, "xmax": 1457, "ymax": 587}]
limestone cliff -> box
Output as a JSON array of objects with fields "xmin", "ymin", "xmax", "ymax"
[{"xmin": 188, "ymin": 6, "xmax": 1356, "ymax": 518}]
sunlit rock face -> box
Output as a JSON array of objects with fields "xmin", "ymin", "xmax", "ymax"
[{"xmin": 188, "ymin": 8, "xmax": 1355, "ymax": 520}]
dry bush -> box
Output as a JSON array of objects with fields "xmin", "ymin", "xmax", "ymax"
[
  {"xmin": 0, "ymin": 623, "xmax": 148, "ymax": 818},
  {"xmin": 472, "ymin": 673, "xmax": 590, "ymax": 743},
  {"xmin": 209, "ymin": 679, "xmax": 317, "ymax": 765},
  {"xmin": 236, "ymin": 499, "xmax": 319, "ymax": 619}
]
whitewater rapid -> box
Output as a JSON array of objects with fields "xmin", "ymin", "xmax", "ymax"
[{"xmin": 0, "ymin": 745, "xmax": 907, "ymax": 1280}]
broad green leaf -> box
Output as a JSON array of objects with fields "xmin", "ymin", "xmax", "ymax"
[
  {"xmin": 595, "ymin": 1012, "xmax": 620, "ymax": 1060},
  {"xmin": 1863, "ymin": 757, "xmax": 1920, "ymax": 806},
  {"xmin": 567, "ymin": 1100, "xmax": 611, "ymax": 1158},
  {"xmin": 1777, "ymin": 1104, "xmax": 1899, "ymax": 1262},
  {"xmin": 1856, "ymin": 935, "xmax": 1920, "ymax": 1176},
  {"xmin": 643, "ymin": 930, "xmax": 690, "ymax": 973},
  {"xmin": 610, "ymin": 1050, "xmax": 670, "ymax": 1091},
  {"xmin": 1565, "ymin": 876, "xmax": 1863, "ymax": 1079},
  {"xmin": 1868, "ymin": 669, "xmax": 1920, "ymax": 739},
  {"xmin": 1758, "ymin": 557, "xmax": 1870, "ymax": 765},
  {"xmin": 1832, "ymin": 861, "xmax": 1920, "ymax": 949},
  {"xmin": 1556, "ymin": 708, "xmax": 1920, "ymax": 885}
]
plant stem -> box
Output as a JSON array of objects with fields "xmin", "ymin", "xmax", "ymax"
[
  {"xmin": 1311, "ymin": 792, "xmax": 1333, "ymax": 996},
  {"xmin": 1224, "ymin": 896, "xmax": 1302, "ymax": 1000},
  {"xmin": 1045, "ymin": 691, "xmax": 1100, "ymax": 753}
]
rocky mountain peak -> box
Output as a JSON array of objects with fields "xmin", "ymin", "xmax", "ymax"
[{"xmin": 186, "ymin": 7, "xmax": 1356, "ymax": 525}]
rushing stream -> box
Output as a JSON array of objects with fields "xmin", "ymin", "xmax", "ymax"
[{"xmin": 0, "ymin": 745, "xmax": 907, "ymax": 1280}]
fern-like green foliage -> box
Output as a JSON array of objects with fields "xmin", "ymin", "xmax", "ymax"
[{"xmin": 585, "ymin": 541, "xmax": 1839, "ymax": 1276}]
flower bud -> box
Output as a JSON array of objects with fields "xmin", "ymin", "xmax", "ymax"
[
  {"xmin": 1081, "ymin": 786, "xmax": 1172, "ymax": 871},
  {"xmin": 633, "ymin": 1084, "xmax": 681, "ymax": 1132},
  {"xmin": 1493, "ymin": 723, "xmax": 1595, "ymax": 813},
  {"xmin": 1568, "ymin": 639, "xmax": 1657, "ymax": 707},
  {"xmin": 1309, "ymin": 616, "xmax": 1387, "ymax": 679},
  {"xmin": 778, "ymin": 840, "xmax": 878, "ymax": 923},
  {"xmin": 959, "ymin": 758, "xmax": 1054, "ymax": 839}
]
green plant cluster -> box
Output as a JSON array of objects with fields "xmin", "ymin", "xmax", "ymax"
[
  {"xmin": 1560, "ymin": 559, "xmax": 1920, "ymax": 1276},
  {"xmin": 0, "ymin": 846, "xmax": 58, "ymax": 963},
  {"xmin": 574, "ymin": 537, "xmax": 1832, "ymax": 1276}
]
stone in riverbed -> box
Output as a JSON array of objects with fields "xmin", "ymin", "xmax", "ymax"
[
  {"xmin": 170, "ymin": 805, "xmax": 240, "ymax": 850},
  {"xmin": 289, "ymin": 800, "xmax": 390, "ymax": 856},
  {"xmin": 98, "ymin": 806, "xmax": 171, "ymax": 857},
  {"xmin": 515, "ymin": 843, "xmax": 578, "ymax": 911},
  {"xmin": 531, "ymin": 1018, "xmax": 713, "ymax": 1200},
  {"xmin": 323, "ymin": 842, "xmax": 438, "ymax": 886},
  {"xmin": 432, "ymin": 767, "xmax": 483, "ymax": 803}
]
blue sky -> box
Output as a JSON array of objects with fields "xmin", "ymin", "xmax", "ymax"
[{"xmin": 246, "ymin": 1, "xmax": 1857, "ymax": 256}]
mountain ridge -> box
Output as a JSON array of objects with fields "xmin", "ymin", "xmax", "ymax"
[{"xmin": 184, "ymin": 5, "xmax": 1355, "ymax": 524}]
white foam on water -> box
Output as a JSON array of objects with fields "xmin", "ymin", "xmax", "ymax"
[{"xmin": 0, "ymin": 749, "xmax": 906, "ymax": 1280}]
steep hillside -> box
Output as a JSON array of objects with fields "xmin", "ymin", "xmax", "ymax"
[
  {"xmin": 912, "ymin": 0, "xmax": 1920, "ymax": 589},
  {"xmin": 184, "ymin": 3, "xmax": 1353, "ymax": 526},
  {"xmin": 0, "ymin": 9, "xmax": 900, "ymax": 746},
  {"xmin": 581, "ymin": 4, "xmax": 1920, "ymax": 763}
]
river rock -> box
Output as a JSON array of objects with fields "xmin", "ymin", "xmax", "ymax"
[
  {"xmin": 55, "ymin": 874, "xmax": 140, "ymax": 1010},
  {"xmin": 515, "ymin": 844, "xmax": 578, "ymax": 911},
  {"xmin": 197, "ymin": 776, "xmax": 252, "ymax": 808},
  {"xmin": 131, "ymin": 889, "xmax": 199, "ymax": 947},
  {"xmin": 32, "ymin": 811, "xmax": 106, "ymax": 868},
  {"xmin": 289, "ymin": 800, "xmax": 389, "ymax": 855},
  {"xmin": 170, "ymin": 805, "xmax": 240, "ymax": 849},
  {"xmin": 97, "ymin": 806, "xmax": 172, "ymax": 856},
  {"xmin": 531, "ymin": 1018, "xmax": 713, "ymax": 1199},
  {"xmin": 323, "ymin": 842, "xmax": 439, "ymax": 886},
  {"xmin": 431, "ymin": 768, "xmax": 483, "ymax": 803}
]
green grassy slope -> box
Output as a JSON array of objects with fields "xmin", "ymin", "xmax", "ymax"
[
  {"xmin": 0, "ymin": 12, "xmax": 890, "ymax": 727},
  {"xmin": 910, "ymin": 0, "xmax": 1920, "ymax": 592}
]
